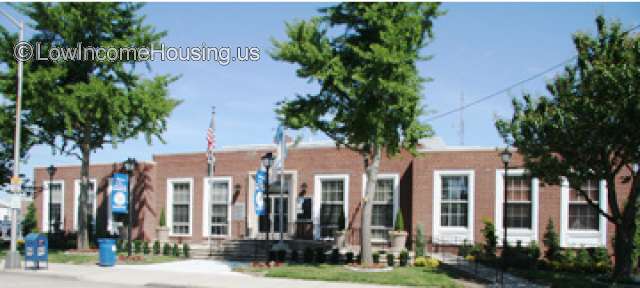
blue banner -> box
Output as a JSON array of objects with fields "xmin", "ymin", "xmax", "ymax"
[
  {"xmin": 111, "ymin": 173, "xmax": 129, "ymax": 214},
  {"xmin": 255, "ymin": 169, "xmax": 266, "ymax": 216}
]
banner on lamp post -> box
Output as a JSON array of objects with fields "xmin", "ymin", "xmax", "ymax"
[
  {"xmin": 111, "ymin": 173, "xmax": 129, "ymax": 214},
  {"xmin": 255, "ymin": 169, "xmax": 266, "ymax": 216}
]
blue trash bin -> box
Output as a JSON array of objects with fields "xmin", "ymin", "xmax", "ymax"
[{"xmin": 97, "ymin": 238, "xmax": 116, "ymax": 267}]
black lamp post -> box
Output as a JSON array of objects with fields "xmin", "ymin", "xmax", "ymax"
[
  {"xmin": 261, "ymin": 152, "xmax": 274, "ymax": 242},
  {"xmin": 46, "ymin": 165, "xmax": 57, "ymax": 233},
  {"xmin": 124, "ymin": 157, "xmax": 137, "ymax": 257},
  {"xmin": 500, "ymin": 147, "xmax": 512, "ymax": 285}
]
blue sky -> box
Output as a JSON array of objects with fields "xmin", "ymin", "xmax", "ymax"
[{"xmin": 1, "ymin": 2, "xmax": 639, "ymax": 187}]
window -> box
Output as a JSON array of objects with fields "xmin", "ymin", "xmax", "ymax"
[
  {"xmin": 371, "ymin": 178, "xmax": 394, "ymax": 241},
  {"xmin": 506, "ymin": 176, "xmax": 532, "ymax": 229},
  {"xmin": 568, "ymin": 180, "xmax": 599, "ymax": 230},
  {"xmin": 170, "ymin": 180, "xmax": 192, "ymax": 235},
  {"xmin": 440, "ymin": 176, "xmax": 468, "ymax": 227},
  {"xmin": 209, "ymin": 180, "xmax": 229, "ymax": 236},
  {"xmin": 320, "ymin": 179, "xmax": 345, "ymax": 239},
  {"xmin": 49, "ymin": 182, "xmax": 63, "ymax": 231},
  {"xmin": 74, "ymin": 180, "xmax": 97, "ymax": 231}
]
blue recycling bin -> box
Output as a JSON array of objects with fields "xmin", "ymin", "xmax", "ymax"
[{"xmin": 97, "ymin": 238, "xmax": 116, "ymax": 267}]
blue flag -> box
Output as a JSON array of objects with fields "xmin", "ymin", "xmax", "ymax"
[
  {"xmin": 255, "ymin": 169, "xmax": 266, "ymax": 216},
  {"xmin": 111, "ymin": 173, "xmax": 128, "ymax": 214}
]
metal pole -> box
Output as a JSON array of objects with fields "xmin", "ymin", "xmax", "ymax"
[
  {"xmin": 279, "ymin": 171, "xmax": 284, "ymax": 243},
  {"xmin": 3, "ymin": 11, "xmax": 24, "ymax": 269},
  {"xmin": 502, "ymin": 161, "xmax": 508, "ymax": 286},
  {"xmin": 128, "ymin": 171, "xmax": 133, "ymax": 257},
  {"xmin": 49, "ymin": 174, "xmax": 53, "ymax": 233},
  {"xmin": 265, "ymin": 166, "xmax": 270, "ymax": 242}
]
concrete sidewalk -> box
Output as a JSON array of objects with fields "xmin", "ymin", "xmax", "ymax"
[{"xmin": 2, "ymin": 260, "xmax": 405, "ymax": 288}]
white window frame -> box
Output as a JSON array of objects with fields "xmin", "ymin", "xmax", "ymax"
[
  {"xmin": 362, "ymin": 173, "xmax": 400, "ymax": 243},
  {"xmin": 42, "ymin": 180, "xmax": 65, "ymax": 232},
  {"xmin": 432, "ymin": 170, "xmax": 475, "ymax": 244},
  {"xmin": 560, "ymin": 178, "xmax": 607, "ymax": 247},
  {"xmin": 73, "ymin": 179, "xmax": 98, "ymax": 231},
  {"xmin": 495, "ymin": 169, "xmax": 539, "ymax": 246},
  {"xmin": 167, "ymin": 178, "xmax": 194, "ymax": 237},
  {"xmin": 202, "ymin": 176, "xmax": 232, "ymax": 238},
  {"xmin": 313, "ymin": 174, "xmax": 349, "ymax": 240}
]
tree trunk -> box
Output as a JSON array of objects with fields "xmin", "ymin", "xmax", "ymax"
[
  {"xmin": 360, "ymin": 145, "xmax": 381, "ymax": 266},
  {"xmin": 611, "ymin": 174, "xmax": 639, "ymax": 281},
  {"xmin": 77, "ymin": 146, "xmax": 91, "ymax": 250}
]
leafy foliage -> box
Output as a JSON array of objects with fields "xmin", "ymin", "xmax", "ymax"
[
  {"xmin": 415, "ymin": 224, "xmax": 425, "ymax": 257},
  {"xmin": 159, "ymin": 208, "xmax": 167, "ymax": 227},
  {"xmin": 543, "ymin": 219, "xmax": 561, "ymax": 261},
  {"xmin": 481, "ymin": 219, "xmax": 497, "ymax": 258},
  {"xmin": 21, "ymin": 202, "xmax": 38, "ymax": 236},
  {"xmin": 495, "ymin": 16, "xmax": 640, "ymax": 279},
  {"xmin": 394, "ymin": 210, "xmax": 405, "ymax": 231},
  {"xmin": 153, "ymin": 240, "xmax": 160, "ymax": 255}
]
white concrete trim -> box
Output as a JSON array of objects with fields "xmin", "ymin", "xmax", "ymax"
[
  {"xmin": 362, "ymin": 173, "xmax": 400, "ymax": 242},
  {"xmin": 560, "ymin": 178, "xmax": 607, "ymax": 247},
  {"xmin": 73, "ymin": 179, "xmax": 98, "ymax": 231},
  {"xmin": 494, "ymin": 169, "xmax": 539, "ymax": 246},
  {"xmin": 42, "ymin": 180, "xmax": 64, "ymax": 232},
  {"xmin": 167, "ymin": 177, "xmax": 194, "ymax": 237},
  {"xmin": 313, "ymin": 174, "xmax": 349, "ymax": 240},
  {"xmin": 432, "ymin": 170, "xmax": 475, "ymax": 245},
  {"xmin": 202, "ymin": 176, "xmax": 233, "ymax": 238}
]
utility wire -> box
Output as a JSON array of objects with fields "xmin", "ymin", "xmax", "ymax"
[{"xmin": 426, "ymin": 23, "xmax": 640, "ymax": 122}]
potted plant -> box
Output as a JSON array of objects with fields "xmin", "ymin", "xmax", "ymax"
[
  {"xmin": 156, "ymin": 208, "xmax": 169, "ymax": 243},
  {"xmin": 334, "ymin": 209, "xmax": 346, "ymax": 249},
  {"xmin": 389, "ymin": 210, "xmax": 408, "ymax": 253}
]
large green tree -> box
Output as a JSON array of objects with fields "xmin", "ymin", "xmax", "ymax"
[
  {"xmin": 272, "ymin": 2, "xmax": 441, "ymax": 265},
  {"xmin": 0, "ymin": 3, "xmax": 180, "ymax": 249},
  {"xmin": 496, "ymin": 16, "xmax": 640, "ymax": 280}
]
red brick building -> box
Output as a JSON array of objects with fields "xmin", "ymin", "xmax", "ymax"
[{"xmin": 32, "ymin": 138, "xmax": 621, "ymax": 252}]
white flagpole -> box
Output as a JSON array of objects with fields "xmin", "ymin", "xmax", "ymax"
[{"xmin": 279, "ymin": 128, "xmax": 285, "ymax": 243}]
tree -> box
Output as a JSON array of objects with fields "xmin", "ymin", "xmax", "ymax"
[
  {"xmin": 542, "ymin": 219, "xmax": 560, "ymax": 261},
  {"xmin": 0, "ymin": 3, "xmax": 180, "ymax": 249},
  {"xmin": 272, "ymin": 2, "xmax": 441, "ymax": 265},
  {"xmin": 21, "ymin": 202, "xmax": 38, "ymax": 236},
  {"xmin": 496, "ymin": 16, "xmax": 640, "ymax": 280}
]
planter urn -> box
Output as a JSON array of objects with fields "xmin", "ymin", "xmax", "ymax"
[{"xmin": 388, "ymin": 230, "xmax": 408, "ymax": 253}]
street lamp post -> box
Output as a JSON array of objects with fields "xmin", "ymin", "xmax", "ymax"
[
  {"xmin": 47, "ymin": 165, "xmax": 57, "ymax": 233},
  {"xmin": 1, "ymin": 8, "xmax": 25, "ymax": 270},
  {"xmin": 124, "ymin": 158, "xmax": 137, "ymax": 257},
  {"xmin": 261, "ymin": 153, "xmax": 273, "ymax": 242},
  {"xmin": 500, "ymin": 147, "xmax": 512, "ymax": 286}
]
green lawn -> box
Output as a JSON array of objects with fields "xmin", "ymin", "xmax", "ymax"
[
  {"xmin": 510, "ymin": 268, "xmax": 611, "ymax": 288},
  {"xmin": 0, "ymin": 247, "xmax": 183, "ymax": 265},
  {"xmin": 239, "ymin": 264, "xmax": 461, "ymax": 287}
]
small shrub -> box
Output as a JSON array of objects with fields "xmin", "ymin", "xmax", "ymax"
[
  {"xmin": 543, "ymin": 219, "xmax": 561, "ymax": 261},
  {"xmin": 345, "ymin": 251, "xmax": 354, "ymax": 264},
  {"xmin": 290, "ymin": 250, "xmax": 299, "ymax": 263},
  {"xmin": 394, "ymin": 210, "xmax": 405, "ymax": 231},
  {"xmin": 277, "ymin": 249, "xmax": 286, "ymax": 262},
  {"xmin": 172, "ymin": 243, "xmax": 180, "ymax": 257},
  {"xmin": 303, "ymin": 247, "xmax": 314, "ymax": 263},
  {"xmin": 399, "ymin": 250, "xmax": 409, "ymax": 266},
  {"xmin": 414, "ymin": 256, "xmax": 439, "ymax": 268},
  {"xmin": 159, "ymin": 208, "xmax": 166, "ymax": 227},
  {"xmin": 116, "ymin": 239, "xmax": 124, "ymax": 252},
  {"xmin": 372, "ymin": 251, "xmax": 380, "ymax": 264},
  {"xmin": 163, "ymin": 243, "xmax": 171, "ymax": 256},
  {"xmin": 575, "ymin": 249, "xmax": 591, "ymax": 272},
  {"xmin": 527, "ymin": 241, "xmax": 541, "ymax": 264},
  {"xmin": 458, "ymin": 239, "xmax": 472, "ymax": 257},
  {"xmin": 415, "ymin": 224, "xmax": 425, "ymax": 257},
  {"xmin": 153, "ymin": 240, "xmax": 161, "ymax": 255},
  {"xmin": 330, "ymin": 248, "xmax": 340, "ymax": 264},
  {"xmin": 143, "ymin": 241, "xmax": 150, "ymax": 255},
  {"xmin": 182, "ymin": 243, "xmax": 190, "ymax": 258},
  {"xmin": 268, "ymin": 250, "xmax": 277, "ymax": 262},
  {"xmin": 592, "ymin": 247, "xmax": 611, "ymax": 273},
  {"xmin": 481, "ymin": 219, "xmax": 497, "ymax": 258},
  {"xmin": 134, "ymin": 240, "xmax": 142, "ymax": 254},
  {"xmin": 386, "ymin": 253, "xmax": 394, "ymax": 266},
  {"xmin": 314, "ymin": 247, "xmax": 326, "ymax": 263},
  {"xmin": 559, "ymin": 250, "xmax": 577, "ymax": 271}
]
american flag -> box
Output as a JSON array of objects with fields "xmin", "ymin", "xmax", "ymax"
[{"xmin": 207, "ymin": 107, "xmax": 216, "ymax": 176}]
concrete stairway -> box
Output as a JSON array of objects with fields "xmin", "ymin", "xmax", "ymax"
[{"xmin": 190, "ymin": 240, "xmax": 270, "ymax": 261}]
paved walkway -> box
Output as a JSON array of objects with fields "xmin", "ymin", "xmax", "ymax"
[
  {"xmin": 2, "ymin": 260, "xmax": 406, "ymax": 288},
  {"xmin": 429, "ymin": 252, "xmax": 547, "ymax": 288}
]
